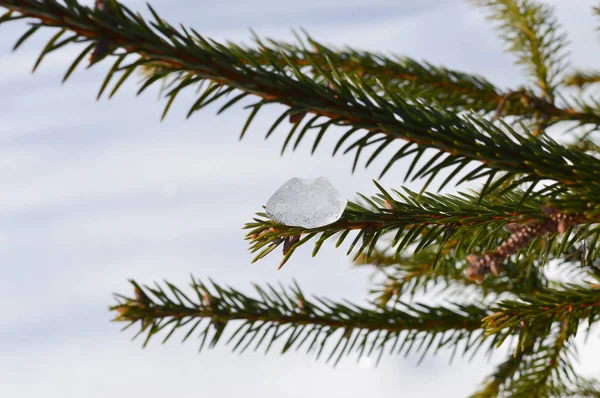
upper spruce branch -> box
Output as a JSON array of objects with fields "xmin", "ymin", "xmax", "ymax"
[
  {"xmin": 2, "ymin": 1, "xmax": 600, "ymax": 201},
  {"xmin": 472, "ymin": 0, "xmax": 570, "ymax": 101}
]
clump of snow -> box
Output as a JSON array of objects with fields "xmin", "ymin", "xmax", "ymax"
[{"xmin": 265, "ymin": 177, "xmax": 347, "ymax": 229}]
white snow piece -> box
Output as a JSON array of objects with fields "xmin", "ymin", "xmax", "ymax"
[{"xmin": 265, "ymin": 177, "xmax": 347, "ymax": 229}]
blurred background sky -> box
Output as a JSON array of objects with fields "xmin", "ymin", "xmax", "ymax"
[{"xmin": 0, "ymin": 0, "xmax": 598, "ymax": 397}]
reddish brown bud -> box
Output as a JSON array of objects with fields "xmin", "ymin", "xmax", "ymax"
[
  {"xmin": 289, "ymin": 111, "xmax": 307, "ymax": 125},
  {"xmin": 504, "ymin": 223, "xmax": 520, "ymax": 233},
  {"xmin": 89, "ymin": 39, "xmax": 111, "ymax": 64},
  {"xmin": 466, "ymin": 268, "xmax": 485, "ymax": 283},
  {"xmin": 115, "ymin": 306, "xmax": 128, "ymax": 314},
  {"xmin": 465, "ymin": 253, "xmax": 504, "ymax": 282},
  {"xmin": 557, "ymin": 219, "xmax": 568, "ymax": 234},
  {"xmin": 283, "ymin": 234, "xmax": 301, "ymax": 256},
  {"xmin": 541, "ymin": 205, "xmax": 554, "ymax": 216},
  {"xmin": 95, "ymin": 0, "xmax": 107, "ymax": 12},
  {"xmin": 251, "ymin": 229, "xmax": 272, "ymax": 241},
  {"xmin": 203, "ymin": 291, "xmax": 212, "ymax": 307}
]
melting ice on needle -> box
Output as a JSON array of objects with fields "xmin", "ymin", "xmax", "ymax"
[{"xmin": 265, "ymin": 177, "xmax": 348, "ymax": 229}]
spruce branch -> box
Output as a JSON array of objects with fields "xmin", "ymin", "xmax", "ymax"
[
  {"xmin": 565, "ymin": 378, "xmax": 600, "ymax": 397},
  {"xmin": 470, "ymin": 340, "xmax": 536, "ymax": 398},
  {"xmin": 140, "ymin": 31, "xmax": 578, "ymax": 120},
  {"xmin": 147, "ymin": 34, "xmax": 514, "ymax": 115},
  {"xmin": 247, "ymin": 184, "xmax": 597, "ymax": 274},
  {"xmin": 501, "ymin": 322, "xmax": 575, "ymax": 397},
  {"xmin": 483, "ymin": 285, "xmax": 600, "ymax": 345},
  {"xmin": 471, "ymin": 325, "xmax": 579, "ymax": 398},
  {"xmin": 564, "ymin": 70, "xmax": 600, "ymax": 89},
  {"xmin": 2, "ymin": 0, "xmax": 600, "ymax": 195},
  {"xmin": 111, "ymin": 278, "xmax": 490, "ymax": 364},
  {"xmin": 369, "ymin": 240, "xmax": 600, "ymax": 308},
  {"xmin": 264, "ymin": 36, "xmax": 507, "ymax": 114},
  {"xmin": 471, "ymin": 0, "xmax": 570, "ymax": 100},
  {"xmin": 371, "ymin": 249, "xmax": 546, "ymax": 306}
]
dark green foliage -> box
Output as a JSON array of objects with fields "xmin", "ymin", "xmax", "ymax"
[
  {"xmin": 223, "ymin": 33, "xmax": 511, "ymax": 114},
  {"xmin": 471, "ymin": 0, "xmax": 569, "ymax": 100},
  {"xmin": 564, "ymin": 70, "xmax": 600, "ymax": 88},
  {"xmin": 112, "ymin": 278, "xmax": 489, "ymax": 366},
  {"xmin": 2, "ymin": 0, "xmax": 600, "ymax": 396},
  {"xmin": 472, "ymin": 329, "xmax": 575, "ymax": 397},
  {"xmin": 245, "ymin": 185, "xmax": 585, "ymax": 269},
  {"xmin": 2, "ymin": 0, "xmax": 600, "ymax": 196},
  {"xmin": 485, "ymin": 285, "xmax": 600, "ymax": 342},
  {"xmin": 366, "ymin": 247, "xmax": 547, "ymax": 304}
]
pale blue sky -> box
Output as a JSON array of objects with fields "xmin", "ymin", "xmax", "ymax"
[{"xmin": 0, "ymin": 1, "xmax": 598, "ymax": 397}]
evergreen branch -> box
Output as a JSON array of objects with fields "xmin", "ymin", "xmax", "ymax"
[
  {"xmin": 247, "ymin": 184, "xmax": 597, "ymax": 272},
  {"xmin": 110, "ymin": 278, "xmax": 489, "ymax": 364},
  {"xmin": 146, "ymin": 35, "xmax": 512, "ymax": 115},
  {"xmin": 247, "ymin": 186, "xmax": 544, "ymax": 267},
  {"xmin": 371, "ymin": 249, "xmax": 546, "ymax": 306},
  {"xmin": 143, "ymin": 33, "xmax": 591, "ymax": 122},
  {"xmin": 1, "ymin": 0, "xmax": 598, "ymax": 394},
  {"xmin": 483, "ymin": 285, "xmax": 600, "ymax": 344},
  {"xmin": 563, "ymin": 70, "xmax": 600, "ymax": 89},
  {"xmin": 471, "ymin": 0, "xmax": 570, "ymax": 100},
  {"xmin": 2, "ymin": 1, "xmax": 600, "ymax": 194},
  {"xmin": 140, "ymin": 32, "xmax": 572, "ymax": 119},
  {"xmin": 501, "ymin": 322, "xmax": 574, "ymax": 397},
  {"xmin": 565, "ymin": 378, "xmax": 600, "ymax": 397},
  {"xmin": 369, "ymin": 239, "xmax": 598, "ymax": 307},
  {"xmin": 143, "ymin": 40, "xmax": 505, "ymax": 111},
  {"xmin": 472, "ymin": 325, "xmax": 577, "ymax": 398},
  {"xmin": 470, "ymin": 340, "xmax": 535, "ymax": 398},
  {"xmin": 263, "ymin": 37, "xmax": 506, "ymax": 113}
]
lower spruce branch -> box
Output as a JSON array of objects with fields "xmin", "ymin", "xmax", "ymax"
[
  {"xmin": 470, "ymin": 338, "xmax": 536, "ymax": 398},
  {"xmin": 566, "ymin": 378, "xmax": 600, "ymax": 397},
  {"xmin": 111, "ymin": 278, "xmax": 490, "ymax": 364},
  {"xmin": 473, "ymin": 322, "xmax": 579, "ymax": 398},
  {"xmin": 505, "ymin": 321, "xmax": 573, "ymax": 397},
  {"xmin": 371, "ymin": 250, "xmax": 546, "ymax": 306},
  {"xmin": 483, "ymin": 285, "xmax": 600, "ymax": 343}
]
